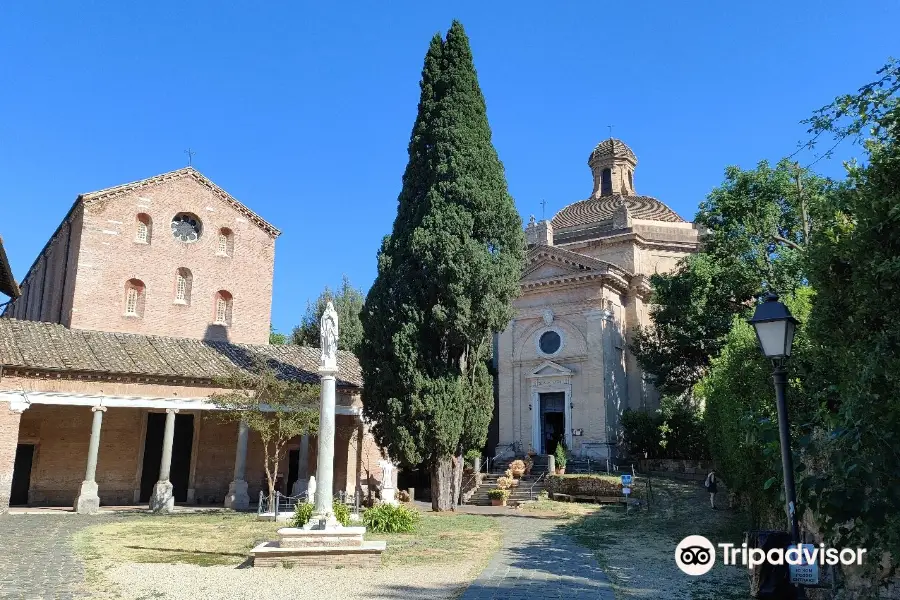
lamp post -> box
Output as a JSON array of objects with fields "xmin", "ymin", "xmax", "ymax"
[{"xmin": 749, "ymin": 292, "xmax": 804, "ymax": 598}]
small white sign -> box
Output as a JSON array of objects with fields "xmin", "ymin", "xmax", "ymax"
[
  {"xmin": 789, "ymin": 544, "xmax": 820, "ymax": 585},
  {"xmin": 622, "ymin": 487, "xmax": 631, "ymax": 495}
]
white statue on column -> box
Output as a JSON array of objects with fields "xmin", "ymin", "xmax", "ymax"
[
  {"xmin": 320, "ymin": 301, "xmax": 339, "ymax": 370},
  {"xmin": 378, "ymin": 459, "xmax": 399, "ymax": 506}
]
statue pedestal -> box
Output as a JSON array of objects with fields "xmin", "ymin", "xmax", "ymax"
[
  {"xmin": 380, "ymin": 487, "xmax": 399, "ymax": 506},
  {"xmin": 250, "ymin": 527, "xmax": 385, "ymax": 568}
]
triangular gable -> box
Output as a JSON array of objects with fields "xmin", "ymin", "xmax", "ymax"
[
  {"xmin": 80, "ymin": 167, "xmax": 280, "ymax": 237},
  {"xmin": 528, "ymin": 360, "xmax": 573, "ymax": 378}
]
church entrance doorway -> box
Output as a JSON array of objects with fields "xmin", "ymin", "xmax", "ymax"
[
  {"xmin": 539, "ymin": 392, "xmax": 566, "ymax": 455},
  {"xmin": 139, "ymin": 412, "xmax": 194, "ymax": 503}
]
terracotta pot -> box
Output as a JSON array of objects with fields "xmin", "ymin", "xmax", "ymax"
[
  {"xmin": 556, "ymin": 467, "xmax": 566, "ymax": 475},
  {"xmin": 491, "ymin": 498, "xmax": 507, "ymax": 507}
]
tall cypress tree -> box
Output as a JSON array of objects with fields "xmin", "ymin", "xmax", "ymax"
[{"xmin": 359, "ymin": 21, "xmax": 524, "ymax": 511}]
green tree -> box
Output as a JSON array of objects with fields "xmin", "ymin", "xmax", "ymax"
[
  {"xmin": 798, "ymin": 59, "xmax": 900, "ymax": 569},
  {"xmin": 633, "ymin": 160, "xmax": 830, "ymax": 396},
  {"xmin": 211, "ymin": 359, "xmax": 319, "ymax": 511},
  {"xmin": 698, "ymin": 289, "xmax": 815, "ymax": 526},
  {"xmin": 269, "ymin": 325, "xmax": 287, "ymax": 345},
  {"xmin": 359, "ymin": 21, "xmax": 524, "ymax": 511},
  {"xmin": 291, "ymin": 275, "xmax": 365, "ymax": 353}
]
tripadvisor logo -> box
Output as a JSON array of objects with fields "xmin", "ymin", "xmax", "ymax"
[
  {"xmin": 675, "ymin": 535, "xmax": 716, "ymax": 576},
  {"xmin": 675, "ymin": 535, "xmax": 869, "ymax": 576}
]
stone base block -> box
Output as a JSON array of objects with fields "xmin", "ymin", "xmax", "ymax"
[
  {"xmin": 277, "ymin": 526, "xmax": 365, "ymax": 548},
  {"xmin": 149, "ymin": 480, "xmax": 174, "ymax": 513},
  {"xmin": 250, "ymin": 540, "xmax": 386, "ymax": 568},
  {"xmin": 75, "ymin": 481, "xmax": 101, "ymax": 514},
  {"xmin": 380, "ymin": 487, "xmax": 399, "ymax": 506},
  {"xmin": 224, "ymin": 479, "xmax": 249, "ymax": 510}
]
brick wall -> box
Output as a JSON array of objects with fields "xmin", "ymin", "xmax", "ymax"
[
  {"xmin": 4, "ymin": 171, "xmax": 277, "ymax": 345},
  {"xmin": 69, "ymin": 175, "xmax": 276, "ymax": 344},
  {"xmin": 0, "ymin": 404, "xmax": 22, "ymax": 513}
]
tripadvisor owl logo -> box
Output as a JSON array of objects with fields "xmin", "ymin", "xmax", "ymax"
[{"xmin": 675, "ymin": 535, "xmax": 716, "ymax": 576}]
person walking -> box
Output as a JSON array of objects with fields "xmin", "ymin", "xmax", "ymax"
[{"xmin": 704, "ymin": 469, "xmax": 718, "ymax": 509}]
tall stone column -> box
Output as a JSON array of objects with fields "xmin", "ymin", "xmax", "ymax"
[
  {"xmin": 312, "ymin": 368, "xmax": 337, "ymax": 522},
  {"xmin": 291, "ymin": 434, "xmax": 310, "ymax": 497},
  {"xmin": 75, "ymin": 406, "xmax": 106, "ymax": 514},
  {"xmin": 149, "ymin": 408, "xmax": 178, "ymax": 513},
  {"xmin": 224, "ymin": 421, "xmax": 250, "ymax": 509}
]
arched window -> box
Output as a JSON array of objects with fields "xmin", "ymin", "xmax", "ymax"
[
  {"xmin": 214, "ymin": 290, "xmax": 233, "ymax": 325},
  {"xmin": 216, "ymin": 227, "xmax": 234, "ymax": 257},
  {"xmin": 174, "ymin": 268, "xmax": 193, "ymax": 304},
  {"xmin": 601, "ymin": 168, "xmax": 612, "ymax": 195},
  {"xmin": 136, "ymin": 214, "xmax": 152, "ymax": 244},
  {"xmin": 124, "ymin": 279, "xmax": 146, "ymax": 317}
]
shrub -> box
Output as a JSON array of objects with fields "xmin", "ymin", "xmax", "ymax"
[
  {"xmin": 332, "ymin": 500, "xmax": 351, "ymax": 527},
  {"xmin": 496, "ymin": 476, "xmax": 513, "ymax": 489},
  {"xmin": 554, "ymin": 442, "xmax": 568, "ymax": 468},
  {"xmin": 362, "ymin": 502, "xmax": 420, "ymax": 533},
  {"xmin": 488, "ymin": 488, "xmax": 510, "ymax": 500},
  {"xmin": 464, "ymin": 449, "xmax": 481, "ymax": 468},
  {"xmin": 509, "ymin": 459, "xmax": 525, "ymax": 475},
  {"xmin": 658, "ymin": 396, "xmax": 709, "ymax": 460},
  {"xmin": 289, "ymin": 501, "xmax": 314, "ymax": 528}
]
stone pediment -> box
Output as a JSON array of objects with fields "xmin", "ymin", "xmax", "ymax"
[
  {"xmin": 520, "ymin": 246, "xmax": 634, "ymax": 294},
  {"xmin": 528, "ymin": 360, "xmax": 573, "ymax": 378}
]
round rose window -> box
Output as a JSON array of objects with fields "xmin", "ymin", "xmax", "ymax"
[
  {"xmin": 539, "ymin": 330, "xmax": 561, "ymax": 355},
  {"xmin": 171, "ymin": 213, "xmax": 202, "ymax": 243}
]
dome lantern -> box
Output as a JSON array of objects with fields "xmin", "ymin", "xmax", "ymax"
[{"xmin": 588, "ymin": 138, "xmax": 637, "ymax": 198}]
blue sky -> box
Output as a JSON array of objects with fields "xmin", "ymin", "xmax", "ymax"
[{"xmin": 1, "ymin": 2, "xmax": 897, "ymax": 335}]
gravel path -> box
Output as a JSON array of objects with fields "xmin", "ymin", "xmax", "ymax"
[
  {"xmin": 566, "ymin": 477, "xmax": 752, "ymax": 600},
  {"xmin": 104, "ymin": 561, "xmax": 480, "ymax": 600}
]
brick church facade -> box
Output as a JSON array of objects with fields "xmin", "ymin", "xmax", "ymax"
[{"xmin": 0, "ymin": 168, "xmax": 384, "ymax": 513}]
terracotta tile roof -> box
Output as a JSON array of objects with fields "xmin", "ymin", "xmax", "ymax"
[
  {"xmin": 0, "ymin": 236, "xmax": 19, "ymax": 299},
  {"xmin": 0, "ymin": 319, "xmax": 361, "ymax": 388},
  {"xmin": 552, "ymin": 194, "xmax": 686, "ymax": 229}
]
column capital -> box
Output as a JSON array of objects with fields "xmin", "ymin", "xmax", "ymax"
[
  {"xmin": 5, "ymin": 396, "xmax": 30, "ymax": 413},
  {"xmin": 91, "ymin": 406, "xmax": 108, "ymax": 413},
  {"xmin": 165, "ymin": 408, "xmax": 180, "ymax": 415}
]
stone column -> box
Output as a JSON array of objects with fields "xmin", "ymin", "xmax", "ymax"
[
  {"xmin": 224, "ymin": 421, "xmax": 250, "ymax": 509},
  {"xmin": 290, "ymin": 434, "xmax": 310, "ymax": 497},
  {"xmin": 149, "ymin": 408, "xmax": 178, "ymax": 513},
  {"xmin": 308, "ymin": 367, "xmax": 338, "ymax": 527},
  {"xmin": 75, "ymin": 406, "xmax": 106, "ymax": 514}
]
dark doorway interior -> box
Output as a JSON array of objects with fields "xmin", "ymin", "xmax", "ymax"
[
  {"xmin": 287, "ymin": 448, "xmax": 299, "ymax": 494},
  {"xmin": 540, "ymin": 392, "xmax": 566, "ymax": 455},
  {"xmin": 10, "ymin": 444, "xmax": 35, "ymax": 506},
  {"xmin": 139, "ymin": 413, "xmax": 195, "ymax": 503}
]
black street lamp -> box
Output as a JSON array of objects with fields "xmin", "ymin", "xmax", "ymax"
[{"xmin": 749, "ymin": 292, "xmax": 804, "ymax": 596}]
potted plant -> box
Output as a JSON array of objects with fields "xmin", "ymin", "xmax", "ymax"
[
  {"xmin": 497, "ymin": 476, "xmax": 513, "ymax": 489},
  {"xmin": 523, "ymin": 456, "xmax": 534, "ymax": 476},
  {"xmin": 510, "ymin": 459, "xmax": 526, "ymax": 478},
  {"xmin": 554, "ymin": 443, "xmax": 568, "ymax": 475},
  {"xmin": 488, "ymin": 488, "xmax": 510, "ymax": 507}
]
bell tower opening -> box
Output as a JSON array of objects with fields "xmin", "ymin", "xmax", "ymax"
[{"xmin": 588, "ymin": 137, "xmax": 638, "ymax": 198}]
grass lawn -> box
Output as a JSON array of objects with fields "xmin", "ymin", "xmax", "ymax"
[{"xmin": 73, "ymin": 509, "xmax": 502, "ymax": 571}]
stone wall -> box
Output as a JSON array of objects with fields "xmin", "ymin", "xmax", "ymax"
[
  {"xmin": 547, "ymin": 474, "xmax": 624, "ymax": 497},
  {"xmin": 0, "ymin": 404, "xmax": 22, "ymax": 513}
]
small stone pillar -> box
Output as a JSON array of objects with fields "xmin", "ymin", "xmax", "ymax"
[
  {"xmin": 379, "ymin": 460, "xmax": 398, "ymax": 506},
  {"xmin": 150, "ymin": 408, "xmax": 178, "ymax": 513},
  {"xmin": 75, "ymin": 406, "xmax": 106, "ymax": 514},
  {"xmin": 224, "ymin": 421, "xmax": 250, "ymax": 510},
  {"xmin": 291, "ymin": 434, "xmax": 310, "ymax": 497}
]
